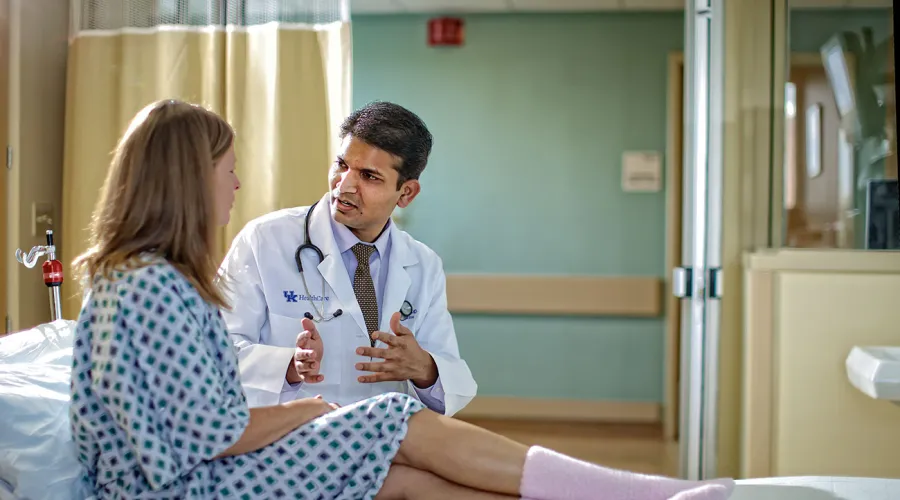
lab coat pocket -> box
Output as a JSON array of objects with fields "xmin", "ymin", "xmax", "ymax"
[{"xmin": 268, "ymin": 312, "xmax": 342, "ymax": 386}]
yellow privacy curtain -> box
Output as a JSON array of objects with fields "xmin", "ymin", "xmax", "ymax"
[{"xmin": 62, "ymin": 0, "xmax": 352, "ymax": 320}]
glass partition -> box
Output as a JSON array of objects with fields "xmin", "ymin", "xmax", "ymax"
[{"xmin": 780, "ymin": 2, "xmax": 895, "ymax": 250}]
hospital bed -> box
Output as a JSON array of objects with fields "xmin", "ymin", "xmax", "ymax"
[
  {"xmin": 2, "ymin": 238, "xmax": 898, "ymax": 499},
  {"xmin": 2, "ymin": 321, "xmax": 899, "ymax": 499}
]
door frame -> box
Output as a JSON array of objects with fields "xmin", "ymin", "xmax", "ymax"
[
  {"xmin": 664, "ymin": 52, "xmax": 684, "ymax": 442},
  {"xmin": 663, "ymin": 50, "xmax": 857, "ymax": 443},
  {"xmin": 0, "ymin": 0, "xmax": 9, "ymax": 335}
]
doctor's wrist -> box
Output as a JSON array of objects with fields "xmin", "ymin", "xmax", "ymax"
[
  {"xmin": 285, "ymin": 361, "xmax": 303, "ymax": 384},
  {"xmin": 411, "ymin": 353, "xmax": 439, "ymax": 389}
]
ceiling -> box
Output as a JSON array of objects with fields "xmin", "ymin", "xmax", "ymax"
[{"xmin": 350, "ymin": 0, "xmax": 894, "ymax": 15}]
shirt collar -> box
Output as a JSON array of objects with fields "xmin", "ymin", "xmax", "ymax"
[{"xmin": 330, "ymin": 214, "xmax": 392, "ymax": 258}]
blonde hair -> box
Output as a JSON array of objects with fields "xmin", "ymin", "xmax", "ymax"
[{"xmin": 73, "ymin": 99, "xmax": 234, "ymax": 309}]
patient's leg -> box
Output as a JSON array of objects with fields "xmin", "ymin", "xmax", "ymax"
[
  {"xmin": 392, "ymin": 410, "xmax": 735, "ymax": 500},
  {"xmin": 374, "ymin": 464, "xmax": 519, "ymax": 500},
  {"xmin": 391, "ymin": 410, "xmax": 527, "ymax": 495}
]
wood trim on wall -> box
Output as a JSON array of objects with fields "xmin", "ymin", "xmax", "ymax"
[
  {"xmin": 445, "ymin": 275, "xmax": 662, "ymax": 317},
  {"xmin": 458, "ymin": 396, "xmax": 661, "ymax": 424}
]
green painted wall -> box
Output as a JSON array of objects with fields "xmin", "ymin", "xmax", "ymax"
[
  {"xmin": 352, "ymin": 13, "xmax": 682, "ymax": 403},
  {"xmin": 350, "ymin": 10, "xmax": 892, "ymax": 402}
]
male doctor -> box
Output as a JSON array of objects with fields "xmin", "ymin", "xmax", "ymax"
[{"xmin": 219, "ymin": 101, "xmax": 477, "ymax": 416}]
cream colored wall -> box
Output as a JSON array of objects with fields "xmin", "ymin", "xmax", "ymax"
[
  {"xmin": 717, "ymin": 0, "xmax": 787, "ymax": 478},
  {"xmin": 742, "ymin": 250, "xmax": 900, "ymax": 478},
  {"xmin": 6, "ymin": 0, "xmax": 68, "ymax": 332}
]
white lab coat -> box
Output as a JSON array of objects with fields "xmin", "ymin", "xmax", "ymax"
[{"xmin": 219, "ymin": 193, "xmax": 477, "ymax": 416}]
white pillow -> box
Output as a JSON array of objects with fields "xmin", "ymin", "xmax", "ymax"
[{"xmin": 0, "ymin": 321, "xmax": 94, "ymax": 500}]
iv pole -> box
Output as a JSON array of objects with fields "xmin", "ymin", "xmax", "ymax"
[{"xmin": 15, "ymin": 229, "xmax": 64, "ymax": 322}]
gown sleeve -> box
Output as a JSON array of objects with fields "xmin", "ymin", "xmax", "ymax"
[{"xmin": 89, "ymin": 267, "xmax": 250, "ymax": 489}]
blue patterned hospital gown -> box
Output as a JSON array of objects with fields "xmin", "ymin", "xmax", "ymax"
[{"xmin": 69, "ymin": 258, "xmax": 425, "ymax": 499}]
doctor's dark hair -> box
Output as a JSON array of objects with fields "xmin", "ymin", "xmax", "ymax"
[
  {"xmin": 72, "ymin": 99, "xmax": 234, "ymax": 310},
  {"xmin": 339, "ymin": 101, "xmax": 433, "ymax": 188}
]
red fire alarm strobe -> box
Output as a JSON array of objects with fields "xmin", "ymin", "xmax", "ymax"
[{"xmin": 428, "ymin": 17, "xmax": 464, "ymax": 47}]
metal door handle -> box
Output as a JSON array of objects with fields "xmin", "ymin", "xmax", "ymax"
[
  {"xmin": 708, "ymin": 267, "xmax": 723, "ymax": 299},
  {"xmin": 674, "ymin": 267, "xmax": 723, "ymax": 299},
  {"xmin": 673, "ymin": 267, "xmax": 693, "ymax": 298}
]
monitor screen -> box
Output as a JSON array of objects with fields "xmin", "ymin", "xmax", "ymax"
[{"xmin": 865, "ymin": 179, "xmax": 900, "ymax": 250}]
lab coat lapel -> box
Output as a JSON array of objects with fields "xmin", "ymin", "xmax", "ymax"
[
  {"xmin": 309, "ymin": 194, "xmax": 369, "ymax": 336},
  {"xmin": 380, "ymin": 225, "xmax": 418, "ymax": 332}
]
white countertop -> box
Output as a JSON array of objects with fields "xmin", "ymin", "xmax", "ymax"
[{"xmin": 732, "ymin": 476, "xmax": 900, "ymax": 500}]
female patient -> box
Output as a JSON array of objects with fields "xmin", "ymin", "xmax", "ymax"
[{"xmin": 69, "ymin": 99, "xmax": 734, "ymax": 500}]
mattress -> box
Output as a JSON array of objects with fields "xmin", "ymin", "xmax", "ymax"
[{"xmin": 732, "ymin": 476, "xmax": 900, "ymax": 500}]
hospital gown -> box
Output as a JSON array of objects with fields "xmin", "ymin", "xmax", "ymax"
[{"xmin": 69, "ymin": 258, "xmax": 425, "ymax": 499}]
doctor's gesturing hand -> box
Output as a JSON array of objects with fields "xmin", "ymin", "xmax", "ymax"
[
  {"xmin": 286, "ymin": 318, "xmax": 325, "ymax": 384},
  {"xmin": 355, "ymin": 312, "xmax": 439, "ymax": 388}
]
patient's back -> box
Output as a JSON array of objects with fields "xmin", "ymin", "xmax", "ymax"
[{"xmin": 68, "ymin": 256, "xmax": 250, "ymax": 498}]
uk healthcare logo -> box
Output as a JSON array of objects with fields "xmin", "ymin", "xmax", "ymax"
[{"xmin": 283, "ymin": 290, "xmax": 329, "ymax": 303}]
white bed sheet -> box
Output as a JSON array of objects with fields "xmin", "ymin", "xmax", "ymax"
[
  {"xmin": 1, "ymin": 474, "xmax": 897, "ymax": 500},
  {"xmin": 0, "ymin": 320, "xmax": 94, "ymax": 500},
  {"xmin": 732, "ymin": 476, "xmax": 900, "ymax": 500}
]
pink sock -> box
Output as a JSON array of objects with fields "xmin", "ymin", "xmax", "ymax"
[{"xmin": 520, "ymin": 446, "xmax": 735, "ymax": 500}]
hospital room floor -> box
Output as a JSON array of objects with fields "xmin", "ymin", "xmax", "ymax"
[{"xmin": 462, "ymin": 419, "xmax": 678, "ymax": 476}]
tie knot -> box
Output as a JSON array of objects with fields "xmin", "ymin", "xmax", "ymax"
[{"xmin": 352, "ymin": 243, "xmax": 376, "ymax": 263}]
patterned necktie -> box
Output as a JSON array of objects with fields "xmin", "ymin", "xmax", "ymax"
[{"xmin": 351, "ymin": 243, "xmax": 379, "ymax": 343}]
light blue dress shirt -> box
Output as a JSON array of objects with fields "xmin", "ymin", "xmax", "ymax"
[{"xmin": 329, "ymin": 216, "xmax": 445, "ymax": 413}]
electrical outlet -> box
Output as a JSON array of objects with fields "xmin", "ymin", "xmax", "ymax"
[{"xmin": 32, "ymin": 202, "xmax": 53, "ymax": 237}]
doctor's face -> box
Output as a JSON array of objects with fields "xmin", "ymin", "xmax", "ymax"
[{"xmin": 329, "ymin": 135, "xmax": 420, "ymax": 242}]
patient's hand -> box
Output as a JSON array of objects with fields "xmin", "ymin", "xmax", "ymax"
[
  {"xmin": 292, "ymin": 395, "xmax": 339, "ymax": 423},
  {"xmin": 286, "ymin": 318, "xmax": 325, "ymax": 384},
  {"xmin": 313, "ymin": 394, "xmax": 340, "ymax": 410}
]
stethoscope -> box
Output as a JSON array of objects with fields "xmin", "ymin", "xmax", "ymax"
[
  {"xmin": 294, "ymin": 200, "xmax": 344, "ymax": 323},
  {"xmin": 293, "ymin": 200, "xmax": 416, "ymax": 328}
]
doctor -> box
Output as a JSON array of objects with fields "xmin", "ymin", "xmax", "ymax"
[{"xmin": 219, "ymin": 101, "xmax": 477, "ymax": 416}]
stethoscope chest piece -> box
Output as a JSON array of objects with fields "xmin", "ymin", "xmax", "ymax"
[{"xmin": 400, "ymin": 300, "xmax": 413, "ymax": 320}]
